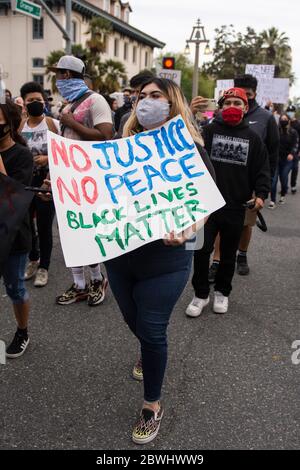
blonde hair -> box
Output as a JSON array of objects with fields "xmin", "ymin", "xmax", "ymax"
[{"xmin": 123, "ymin": 78, "xmax": 204, "ymax": 146}]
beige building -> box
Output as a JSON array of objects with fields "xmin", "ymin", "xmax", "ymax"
[{"xmin": 0, "ymin": 0, "xmax": 165, "ymax": 95}]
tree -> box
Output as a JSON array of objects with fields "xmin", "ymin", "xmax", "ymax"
[
  {"xmin": 156, "ymin": 52, "xmax": 215, "ymax": 101},
  {"xmin": 45, "ymin": 17, "xmax": 127, "ymax": 94},
  {"xmin": 203, "ymin": 25, "xmax": 294, "ymax": 83}
]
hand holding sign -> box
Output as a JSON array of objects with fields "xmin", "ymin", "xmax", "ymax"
[{"xmin": 48, "ymin": 116, "xmax": 225, "ymax": 267}]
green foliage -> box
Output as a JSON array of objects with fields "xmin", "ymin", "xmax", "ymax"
[
  {"xmin": 204, "ymin": 25, "xmax": 293, "ymax": 83},
  {"xmin": 156, "ymin": 52, "xmax": 215, "ymax": 101}
]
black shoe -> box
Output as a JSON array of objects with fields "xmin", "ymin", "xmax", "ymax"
[
  {"xmin": 208, "ymin": 262, "xmax": 219, "ymax": 283},
  {"xmin": 6, "ymin": 332, "xmax": 30, "ymax": 358},
  {"xmin": 291, "ymin": 187, "xmax": 297, "ymax": 194},
  {"xmin": 236, "ymin": 254, "xmax": 250, "ymax": 275}
]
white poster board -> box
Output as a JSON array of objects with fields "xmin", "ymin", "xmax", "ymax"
[
  {"xmin": 256, "ymin": 78, "xmax": 289, "ymax": 105},
  {"xmin": 214, "ymin": 79, "xmax": 234, "ymax": 101},
  {"xmin": 245, "ymin": 64, "xmax": 275, "ymax": 79},
  {"xmin": 157, "ymin": 69, "xmax": 182, "ymax": 87},
  {"xmin": 48, "ymin": 115, "xmax": 225, "ymax": 267}
]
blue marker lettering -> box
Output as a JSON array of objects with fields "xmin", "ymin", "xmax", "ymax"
[{"xmin": 179, "ymin": 153, "xmax": 204, "ymax": 179}]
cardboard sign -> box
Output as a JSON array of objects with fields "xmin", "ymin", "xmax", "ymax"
[
  {"xmin": 48, "ymin": 115, "xmax": 225, "ymax": 267},
  {"xmin": 0, "ymin": 173, "xmax": 34, "ymax": 275},
  {"xmin": 157, "ymin": 69, "xmax": 182, "ymax": 87},
  {"xmin": 214, "ymin": 80, "xmax": 234, "ymax": 101},
  {"xmin": 245, "ymin": 64, "xmax": 275, "ymax": 79},
  {"xmin": 256, "ymin": 78, "xmax": 290, "ymax": 105}
]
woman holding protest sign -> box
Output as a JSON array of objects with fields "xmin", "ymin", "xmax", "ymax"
[
  {"xmin": 0, "ymin": 99, "xmax": 33, "ymax": 358},
  {"xmin": 105, "ymin": 78, "xmax": 215, "ymax": 444}
]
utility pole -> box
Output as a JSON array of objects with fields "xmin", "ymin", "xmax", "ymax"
[{"xmin": 35, "ymin": 0, "xmax": 72, "ymax": 54}]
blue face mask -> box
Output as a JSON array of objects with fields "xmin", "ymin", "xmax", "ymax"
[{"xmin": 56, "ymin": 79, "xmax": 89, "ymax": 102}]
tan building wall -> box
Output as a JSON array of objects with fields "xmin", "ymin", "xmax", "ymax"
[{"xmin": 0, "ymin": 5, "xmax": 155, "ymax": 96}]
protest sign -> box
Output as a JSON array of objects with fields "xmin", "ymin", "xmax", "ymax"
[
  {"xmin": 245, "ymin": 64, "xmax": 275, "ymax": 79},
  {"xmin": 0, "ymin": 173, "xmax": 34, "ymax": 275},
  {"xmin": 214, "ymin": 80, "xmax": 234, "ymax": 101},
  {"xmin": 48, "ymin": 115, "xmax": 225, "ymax": 267},
  {"xmin": 157, "ymin": 69, "xmax": 182, "ymax": 87},
  {"xmin": 256, "ymin": 78, "xmax": 289, "ymax": 105}
]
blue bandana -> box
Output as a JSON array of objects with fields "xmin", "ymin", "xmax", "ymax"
[{"xmin": 56, "ymin": 79, "xmax": 89, "ymax": 102}]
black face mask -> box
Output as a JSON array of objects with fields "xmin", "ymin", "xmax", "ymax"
[
  {"xmin": 0, "ymin": 123, "xmax": 10, "ymax": 140},
  {"xmin": 247, "ymin": 98, "xmax": 256, "ymax": 108},
  {"xmin": 26, "ymin": 101, "xmax": 44, "ymax": 117},
  {"xmin": 280, "ymin": 120, "xmax": 289, "ymax": 128}
]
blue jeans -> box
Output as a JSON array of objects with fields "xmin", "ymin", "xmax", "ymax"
[
  {"xmin": 271, "ymin": 160, "xmax": 294, "ymax": 202},
  {"xmin": 2, "ymin": 253, "xmax": 29, "ymax": 304},
  {"xmin": 105, "ymin": 240, "xmax": 193, "ymax": 402}
]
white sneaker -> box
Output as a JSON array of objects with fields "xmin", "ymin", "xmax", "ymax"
[
  {"xmin": 268, "ymin": 201, "xmax": 276, "ymax": 209},
  {"xmin": 186, "ymin": 296, "xmax": 210, "ymax": 317},
  {"xmin": 213, "ymin": 291, "xmax": 228, "ymax": 314},
  {"xmin": 279, "ymin": 196, "xmax": 285, "ymax": 205},
  {"xmin": 34, "ymin": 268, "xmax": 48, "ymax": 287},
  {"xmin": 24, "ymin": 260, "xmax": 39, "ymax": 280}
]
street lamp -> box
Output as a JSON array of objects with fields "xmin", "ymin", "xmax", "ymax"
[{"xmin": 185, "ymin": 19, "xmax": 210, "ymax": 98}]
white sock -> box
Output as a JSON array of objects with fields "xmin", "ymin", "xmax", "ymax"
[
  {"xmin": 89, "ymin": 264, "xmax": 103, "ymax": 282},
  {"xmin": 71, "ymin": 267, "xmax": 86, "ymax": 290}
]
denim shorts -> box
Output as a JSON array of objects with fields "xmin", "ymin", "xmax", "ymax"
[{"xmin": 2, "ymin": 253, "xmax": 29, "ymax": 304}]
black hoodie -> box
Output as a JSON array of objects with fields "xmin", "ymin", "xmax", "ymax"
[
  {"xmin": 202, "ymin": 117, "xmax": 271, "ymax": 210},
  {"xmin": 245, "ymin": 100, "xmax": 279, "ymax": 177}
]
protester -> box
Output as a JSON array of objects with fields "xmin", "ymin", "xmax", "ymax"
[
  {"xmin": 186, "ymin": 87, "xmax": 270, "ymax": 318},
  {"xmin": 20, "ymin": 81, "xmax": 59, "ymax": 287},
  {"xmin": 48, "ymin": 55, "xmax": 113, "ymax": 306},
  {"xmin": 114, "ymin": 87, "xmax": 133, "ymax": 132},
  {"xmin": 0, "ymin": 99, "xmax": 33, "ymax": 357},
  {"xmin": 105, "ymin": 77, "xmax": 215, "ymax": 444},
  {"xmin": 269, "ymin": 113, "xmax": 298, "ymax": 208},
  {"xmin": 208, "ymin": 75, "xmax": 279, "ymax": 279},
  {"xmin": 286, "ymin": 105, "xmax": 300, "ymax": 194},
  {"xmin": 115, "ymin": 71, "xmax": 154, "ymax": 138}
]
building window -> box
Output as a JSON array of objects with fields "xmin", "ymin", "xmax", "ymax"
[
  {"xmin": 114, "ymin": 38, "xmax": 119, "ymax": 57},
  {"xmin": 72, "ymin": 20, "xmax": 77, "ymax": 43},
  {"xmin": 115, "ymin": 3, "xmax": 121, "ymax": 18},
  {"xmin": 145, "ymin": 51, "xmax": 149, "ymax": 67},
  {"xmin": 32, "ymin": 58, "xmax": 44, "ymax": 68},
  {"xmin": 124, "ymin": 43, "xmax": 128, "ymax": 61},
  {"xmin": 32, "ymin": 18, "xmax": 43, "ymax": 40},
  {"xmin": 125, "ymin": 9, "xmax": 129, "ymax": 23},
  {"xmin": 103, "ymin": 0, "xmax": 110, "ymax": 12},
  {"xmin": 33, "ymin": 74, "xmax": 44, "ymax": 87},
  {"xmin": 132, "ymin": 46, "xmax": 137, "ymax": 64}
]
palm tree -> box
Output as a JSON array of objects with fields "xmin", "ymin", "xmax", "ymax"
[
  {"xmin": 100, "ymin": 60, "xmax": 127, "ymax": 93},
  {"xmin": 85, "ymin": 17, "xmax": 112, "ymax": 55},
  {"xmin": 260, "ymin": 27, "xmax": 293, "ymax": 81}
]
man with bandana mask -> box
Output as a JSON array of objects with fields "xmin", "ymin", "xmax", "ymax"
[
  {"xmin": 286, "ymin": 105, "xmax": 300, "ymax": 194},
  {"xmin": 187, "ymin": 88, "xmax": 270, "ymax": 316},
  {"xmin": 48, "ymin": 55, "xmax": 114, "ymax": 307}
]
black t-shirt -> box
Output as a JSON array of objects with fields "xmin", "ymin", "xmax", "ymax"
[{"xmin": 1, "ymin": 143, "xmax": 33, "ymax": 254}]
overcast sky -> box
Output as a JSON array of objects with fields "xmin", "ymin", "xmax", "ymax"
[{"xmin": 130, "ymin": 0, "xmax": 299, "ymax": 98}]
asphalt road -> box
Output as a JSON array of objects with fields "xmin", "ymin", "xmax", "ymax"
[{"xmin": 0, "ymin": 192, "xmax": 300, "ymax": 450}]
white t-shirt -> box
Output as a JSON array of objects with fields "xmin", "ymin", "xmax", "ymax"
[
  {"xmin": 22, "ymin": 117, "xmax": 60, "ymax": 156},
  {"xmin": 62, "ymin": 92, "xmax": 113, "ymax": 140}
]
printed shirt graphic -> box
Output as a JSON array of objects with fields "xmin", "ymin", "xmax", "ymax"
[
  {"xmin": 62, "ymin": 93, "xmax": 113, "ymax": 140},
  {"xmin": 211, "ymin": 134, "xmax": 250, "ymax": 166},
  {"xmin": 22, "ymin": 118, "xmax": 60, "ymax": 156}
]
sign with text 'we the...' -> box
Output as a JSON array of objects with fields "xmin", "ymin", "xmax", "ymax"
[{"xmin": 48, "ymin": 116, "xmax": 224, "ymax": 267}]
